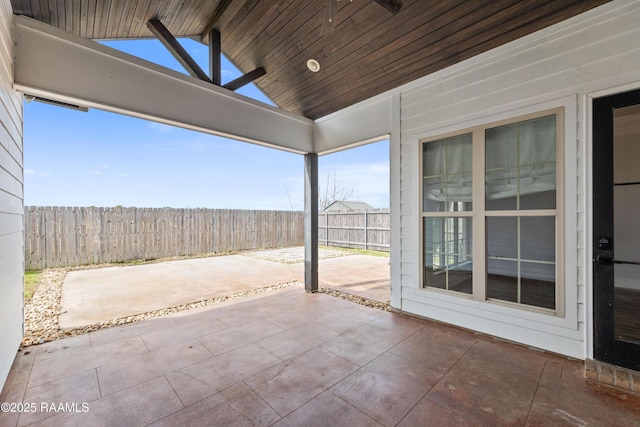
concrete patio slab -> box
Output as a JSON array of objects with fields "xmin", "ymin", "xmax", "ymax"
[
  {"xmin": 58, "ymin": 248, "xmax": 390, "ymax": 328},
  {"xmin": 58, "ymin": 256, "xmax": 300, "ymax": 328}
]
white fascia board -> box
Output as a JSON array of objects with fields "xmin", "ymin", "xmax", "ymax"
[
  {"xmin": 13, "ymin": 15, "xmax": 313, "ymax": 154},
  {"xmin": 313, "ymin": 94, "xmax": 392, "ymax": 155}
]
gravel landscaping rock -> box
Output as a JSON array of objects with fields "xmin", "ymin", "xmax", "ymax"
[
  {"xmin": 23, "ymin": 267, "xmax": 69, "ymax": 346},
  {"xmin": 318, "ymin": 288, "xmax": 391, "ymax": 311}
]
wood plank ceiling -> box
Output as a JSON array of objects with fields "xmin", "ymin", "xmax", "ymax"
[{"xmin": 11, "ymin": 0, "xmax": 611, "ymax": 120}]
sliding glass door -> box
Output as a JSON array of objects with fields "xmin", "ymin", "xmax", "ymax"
[{"xmin": 593, "ymin": 88, "xmax": 640, "ymax": 371}]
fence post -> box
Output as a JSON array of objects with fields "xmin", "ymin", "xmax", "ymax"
[{"xmin": 325, "ymin": 212, "xmax": 329, "ymax": 246}]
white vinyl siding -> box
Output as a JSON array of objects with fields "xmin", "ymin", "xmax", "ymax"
[
  {"xmin": 0, "ymin": 0, "xmax": 24, "ymax": 389},
  {"xmin": 394, "ymin": 0, "xmax": 640, "ymax": 358}
]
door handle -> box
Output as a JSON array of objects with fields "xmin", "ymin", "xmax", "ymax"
[{"xmin": 596, "ymin": 255, "xmax": 614, "ymax": 265}]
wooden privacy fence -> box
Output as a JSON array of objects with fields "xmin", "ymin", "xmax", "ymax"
[
  {"xmin": 318, "ymin": 210, "xmax": 390, "ymax": 252},
  {"xmin": 24, "ymin": 207, "xmax": 304, "ymax": 270},
  {"xmin": 24, "ymin": 207, "xmax": 391, "ymax": 269}
]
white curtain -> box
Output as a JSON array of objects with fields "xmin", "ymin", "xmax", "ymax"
[
  {"xmin": 423, "ymin": 133, "xmax": 473, "ymax": 204},
  {"xmin": 423, "ymin": 115, "xmax": 555, "ymax": 204},
  {"xmin": 485, "ymin": 115, "xmax": 556, "ymax": 201}
]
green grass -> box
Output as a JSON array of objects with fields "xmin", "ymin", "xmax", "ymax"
[{"xmin": 24, "ymin": 270, "xmax": 42, "ymax": 302}]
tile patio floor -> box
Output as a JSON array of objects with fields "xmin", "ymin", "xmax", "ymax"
[{"xmin": 2, "ymin": 287, "xmax": 640, "ymax": 426}]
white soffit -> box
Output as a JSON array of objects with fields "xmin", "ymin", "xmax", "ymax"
[
  {"xmin": 13, "ymin": 15, "xmax": 313, "ymax": 154},
  {"xmin": 313, "ymin": 95, "xmax": 392, "ymax": 155}
]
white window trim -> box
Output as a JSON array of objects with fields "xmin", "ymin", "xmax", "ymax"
[{"xmin": 414, "ymin": 106, "xmax": 577, "ymax": 320}]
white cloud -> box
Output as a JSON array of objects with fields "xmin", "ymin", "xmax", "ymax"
[
  {"xmin": 25, "ymin": 169, "xmax": 51, "ymax": 177},
  {"xmin": 221, "ymin": 68, "xmax": 238, "ymax": 78},
  {"xmin": 149, "ymin": 122, "xmax": 175, "ymax": 133},
  {"xmin": 91, "ymin": 166, "xmax": 108, "ymax": 175},
  {"xmin": 187, "ymin": 44, "xmax": 208, "ymax": 58}
]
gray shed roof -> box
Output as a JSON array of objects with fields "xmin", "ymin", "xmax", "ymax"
[{"xmin": 323, "ymin": 201, "xmax": 376, "ymax": 211}]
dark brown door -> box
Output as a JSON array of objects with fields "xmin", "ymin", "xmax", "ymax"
[{"xmin": 593, "ymin": 88, "xmax": 640, "ymax": 371}]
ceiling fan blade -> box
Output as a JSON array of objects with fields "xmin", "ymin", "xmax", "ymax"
[
  {"xmin": 322, "ymin": 0, "xmax": 338, "ymax": 35},
  {"xmin": 373, "ymin": 0, "xmax": 402, "ymax": 14}
]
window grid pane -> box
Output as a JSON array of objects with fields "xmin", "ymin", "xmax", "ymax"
[
  {"xmin": 485, "ymin": 115, "xmax": 556, "ymax": 211},
  {"xmin": 423, "ymin": 217, "xmax": 472, "ymax": 294},
  {"xmin": 486, "ymin": 216, "xmax": 556, "ymax": 309},
  {"xmin": 423, "ymin": 133, "xmax": 473, "ymax": 212}
]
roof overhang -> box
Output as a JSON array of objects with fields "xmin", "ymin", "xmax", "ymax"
[
  {"xmin": 10, "ymin": 1, "xmax": 612, "ymax": 120},
  {"xmin": 13, "ymin": 15, "xmax": 314, "ymax": 154}
]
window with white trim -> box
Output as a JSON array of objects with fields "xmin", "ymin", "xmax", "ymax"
[{"xmin": 421, "ymin": 110, "xmax": 562, "ymax": 312}]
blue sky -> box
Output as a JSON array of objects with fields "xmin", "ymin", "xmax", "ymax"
[{"xmin": 23, "ymin": 38, "xmax": 389, "ymax": 211}]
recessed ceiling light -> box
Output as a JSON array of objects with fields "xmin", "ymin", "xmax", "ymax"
[{"xmin": 306, "ymin": 59, "xmax": 320, "ymax": 72}]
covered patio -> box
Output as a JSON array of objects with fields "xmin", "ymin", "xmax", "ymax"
[
  {"xmin": 2, "ymin": 287, "xmax": 639, "ymax": 426},
  {"xmin": 3, "ymin": 0, "xmax": 640, "ymax": 424}
]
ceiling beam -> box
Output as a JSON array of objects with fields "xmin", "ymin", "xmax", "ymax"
[
  {"xmin": 13, "ymin": 16, "xmax": 314, "ymax": 154},
  {"xmin": 201, "ymin": 0, "xmax": 234, "ymax": 44},
  {"xmin": 147, "ymin": 19, "xmax": 212, "ymax": 83},
  {"xmin": 222, "ymin": 67, "xmax": 266, "ymax": 91},
  {"xmin": 209, "ymin": 29, "xmax": 222, "ymax": 85}
]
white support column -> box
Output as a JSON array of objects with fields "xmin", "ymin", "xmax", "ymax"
[
  {"xmin": 304, "ymin": 153, "xmax": 319, "ymax": 293},
  {"xmin": 389, "ymin": 92, "xmax": 402, "ymax": 309}
]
